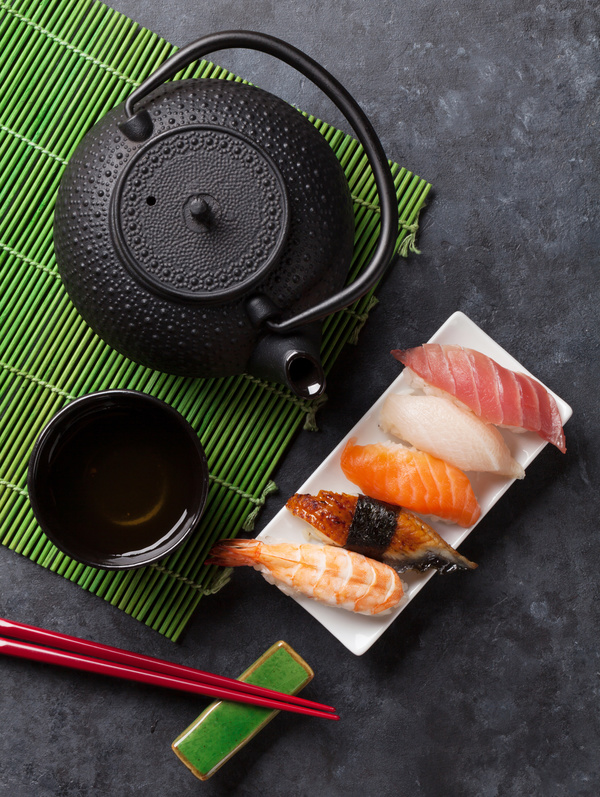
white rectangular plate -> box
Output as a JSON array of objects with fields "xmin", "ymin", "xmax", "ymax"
[{"xmin": 258, "ymin": 311, "xmax": 573, "ymax": 655}]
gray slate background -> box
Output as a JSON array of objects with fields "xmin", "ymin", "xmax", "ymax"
[{"xmin": 1, "ymin": 1, "xmax": 598, "ymax": 795}]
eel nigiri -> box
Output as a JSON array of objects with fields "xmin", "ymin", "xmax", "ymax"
[
  {"xmin": 286, "ymin": 490, "xmax": 477, "ymax": 574},
  {"xmin": 340, "ymin": 437, "xmax": 481, "ymax": 528},
  {"xmin": 392, "ymin": 344, "xmax": 566, "ymax": 453},
  {"xmin": 207, "ymin": 538, "xmax": 404, "ymax": 615},
  {"xmin": 380, "ymin": 394, "xmax": 525, "ymax": 478}
]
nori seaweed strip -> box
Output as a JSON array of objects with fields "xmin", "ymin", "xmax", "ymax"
[{"xmin": 346, "ymin": 495, "xmax": 397, "ymax": 558}]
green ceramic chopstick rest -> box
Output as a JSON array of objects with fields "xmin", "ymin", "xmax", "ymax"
[
  {"xmin": 53, "ymin": 31, "xmax": 399, "ymax": 398},
  {"xmin": 172, "ymin": 640, "xmax": 314, "ymax": 780}
]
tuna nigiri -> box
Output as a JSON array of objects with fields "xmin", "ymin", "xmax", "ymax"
[
  {"xmin": 380, "ymin": 394, "xmax": 525, "ymax": 478},
  {"xmin": 392, "ymin": 344, "xmax": 566, "ymax": 452},
  {"xmin": 286, "ymin": 490, "xmax": 477, "ymax": 573},
  {"xmin": 207, "ymin": 538, "xmax": 404, "ymax": 615},
  {"xmin": 340, "ymin": 438, "xmax": 481, "ymax": 528}
]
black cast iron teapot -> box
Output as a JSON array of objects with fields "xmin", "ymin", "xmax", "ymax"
[{"xmin": 54, "ymin": 31, "xmax": 399, "ymax": 398}]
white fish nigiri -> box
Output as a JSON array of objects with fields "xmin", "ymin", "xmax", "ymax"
[{"xmin": 380, "ymin": 394, "xmax": 525, "ymax": 479}]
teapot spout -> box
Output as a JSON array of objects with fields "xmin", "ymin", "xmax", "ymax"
[{"xmin": 248, "ymin": 323, "xmax": 325, "ymax": 399}]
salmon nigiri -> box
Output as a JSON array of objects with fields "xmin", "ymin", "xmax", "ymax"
[
  {"xmin": 340, "ymin": 438, "xmax": 481, "ymax": 528},
  {"xmin": 392, "ymin": 344, "xmax": 566, "ymax": 453}
]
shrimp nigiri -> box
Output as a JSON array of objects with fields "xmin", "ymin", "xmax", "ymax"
[
  {"xmin": 340, "ymin": 438, "xmax": 481, "ymax": 528},
  {"xmin": 286, "ymin": 491, "xmax": 477, "ymax": 573},
  {"xmin": 207, "ymin": 539, "xmax": 404, "ymax": 615},
  {"xmin": 392, "ymin": 344, "xmax": 566, "ymax": 453}
]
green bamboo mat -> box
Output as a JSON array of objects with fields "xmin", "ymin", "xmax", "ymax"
[{"xmin": 0, "ymin": 0, "xmax": 431, "ymax": 640}]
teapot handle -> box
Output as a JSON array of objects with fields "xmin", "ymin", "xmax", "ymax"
[{"xmin": 122, "ymin": 30, "xmax": 400, "ymax": 334}]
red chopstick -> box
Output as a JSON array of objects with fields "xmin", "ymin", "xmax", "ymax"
[{"xmin": 0, "ymin": 618, "xmax": 339, "ymax": 721}]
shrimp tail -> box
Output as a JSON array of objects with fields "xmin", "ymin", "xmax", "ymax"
[{"xmin": 206, "ymin": 539, "xmax": 261, "ymax": 568}]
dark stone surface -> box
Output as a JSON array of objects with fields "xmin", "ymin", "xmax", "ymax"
[{"xmin": 1, "ymin": 2, "xmax": 598, "ymax": 795}]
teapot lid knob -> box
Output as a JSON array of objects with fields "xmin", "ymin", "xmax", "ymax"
[{"xmin": 189, "ymin": 196, "xmax": 210, "ymax": 221}]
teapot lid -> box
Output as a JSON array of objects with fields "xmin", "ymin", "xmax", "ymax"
[{"xmin": 110, "ymin": 125, "xmax": 289, "ymax": 302}]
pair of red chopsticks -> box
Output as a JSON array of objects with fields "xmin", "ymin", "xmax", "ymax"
[{"xmin": 0, "ymin": 617, "xmax": 339, "ymax": 720}]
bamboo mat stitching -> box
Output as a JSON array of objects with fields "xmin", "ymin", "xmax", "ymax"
[
  {"xmin": 0, "ymin": 243, "xmax": 60, "ymax": 277},
  {"xmin": 0, "ymin": 1, "xmax": 140, "ymax": 87},
  {"xmin": 0, "ymin": 361, "xmax": 73, "ymax": 397},
  {"xmin": 0, "ymin": 123, "xmax": 69, "ymax": 165},
  {"xmin": 0, "ymin": 479, "xmax": 27, "ymax": 497}
]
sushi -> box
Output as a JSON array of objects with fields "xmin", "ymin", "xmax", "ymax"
[
  {"xmin": 286, "ymin": 490, "xmax": 477, "ymax": 574},
  {"xmin": 340, "ymin": 437, "xmax": 481, "ymax": 528},
  {"xmin": 392, "ymin": 344, "xmax": 566, "ymax": 452},
  {"xmin": 380, "ymin": 394, "xmax": 525, "ymax": 478},
  {"xmin": 207, "ymin": 538, "xmax": 404, "ymax": 615}
]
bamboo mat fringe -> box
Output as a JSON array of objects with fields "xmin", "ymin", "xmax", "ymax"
[{"xmin": 0, "ymin": 0, "xmax": 432, "ymax": 640}]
